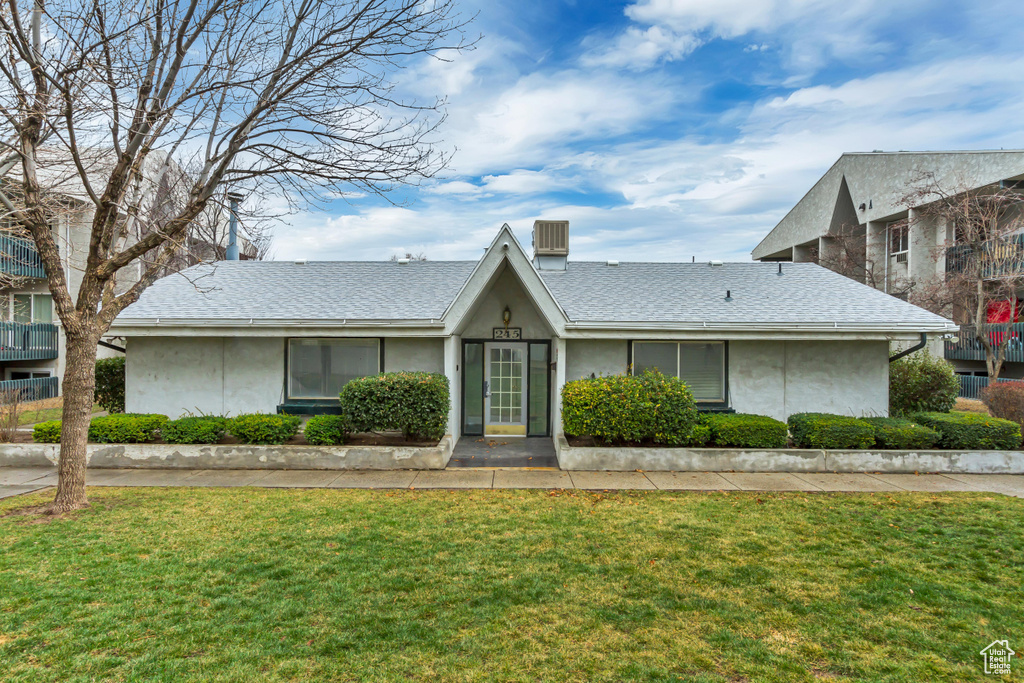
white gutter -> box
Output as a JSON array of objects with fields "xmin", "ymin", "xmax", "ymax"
[
  {"xmin": 113, "ymin": 317, "xmax": 447, "ymax": 328},
  {"xmin": 562, "ymin": 320, "xmax": 958, "ymax": 333}
]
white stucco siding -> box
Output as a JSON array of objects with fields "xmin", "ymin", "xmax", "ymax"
[
  {"xmin": 126, "ymin": 337, "xmax": 284, "ymax": 417},
  {"xmin": 383, "ymin": 338, "xmax": 445, "ymax": 373},
  {"xmin": 459, "ymin": 266, "xmax": 554, "ymax": 340},
  {"xmin": 565, "ymin": 340, "xmax": 628, "ymax": 380},
  {"xmin": 729, "ymin": 340, "xmax": 889, "ymax": 421}
]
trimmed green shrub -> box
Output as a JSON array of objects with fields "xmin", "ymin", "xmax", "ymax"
[
  {"xmin": 788, "ymin": 413, "xmax": 875, "ymax": 449},
  {"xmin": 162, "ymin": 416, "xmax": 228, "ymax": 444},
  {"xmin": 704, "ymin": 413, "xmax": 788, "ymax": 448},
  {"xmin": 911, "ymin": 411, "xmax": 1021, "ymax": 450},
  {"xmin": 862, "ymin": 417, "xmax": 940, "ymax": 450},
  {"xmin": 304, "ymin": 414, "xmax": 349, "ymax": 446},
  {"xmin": 88, "ymin": 413, "xmax": 168, "ymax": 443},
  {"xmin": 228, "ymin": 413, "xmax": 301, "ymax": 445},
  {"xmin": 981, "ymin": 380, "xmax": 1024, "ymax": 428},
  {"xmin": 561, "ymin": 371, "xmax": 701, "ymax": 446},
  {"xmin": 94, "ymin": 357, "xmax": 126, "ymax": 414},
  {"xmin": 340, "ymin": 372, "xmax": 449, "ymax": 441},
  {"xmin": 889, "ymin": 351, "xmax": 959, "ymax": 417},
  {"xmin": 33, "ymin": 420, "xmax": 61, "ymax": 443}
]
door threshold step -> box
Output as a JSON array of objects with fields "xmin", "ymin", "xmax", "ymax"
[{"xmin": 445, "ymin": 466, "xmax": 561, "ymax": 472}]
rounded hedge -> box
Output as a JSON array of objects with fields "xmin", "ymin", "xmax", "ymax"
[
  {"xmin": 340, "ymin": 372, "xmax": 449, "ymax": 441},
  {"xmin": 861, "ymin": 417, "xmax": 940, "ymax": 450},
  {"xmin": 889, "ymin": 351, "xmax": 959, "ymax": 417},
  {"xmin": 228, "ymin": 413, "xmax": 301, "ymax": 445},
  {"xmin": 88, "ymin": 413, "xmax": 168, "ymax": 444},
  {"xmin": 162, "ymin": 416, "xmax": 228, "ymax": 444},
  {"xmin": 561, "ymin": 371, "xmax": 701, "ymax": 446},
  {"xmin": 704, "ymin": 413, "xmax": 788, "ymax": 448},
  {"xmin": 304, "ymin": 414, "xmax": 349, "ymax": 446},
  {"xmin": 911, "ymin": 411, "xmax": 1021, "ymax": 450},
  {"xmin": 787, "ymin": 413, "xmax": 875, "ymax": 449},
  {"xmin": 33, "ymin": 420, "xmax": 62, "ymax": 443}
]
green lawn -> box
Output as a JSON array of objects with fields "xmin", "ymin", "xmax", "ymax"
[
  {"xmin": 1, "ymin": 488, "xmax": 1022, "ymax": 682},
  {"xmin": 17, "ymin": 403, "xmax": 103, "ymax": 427}
]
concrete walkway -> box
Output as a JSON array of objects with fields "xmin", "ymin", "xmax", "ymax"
[{"xmin": 2, "ymin": 467, "xmax": 1024, "ymax": 498}]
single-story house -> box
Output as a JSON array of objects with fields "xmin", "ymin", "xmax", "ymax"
[{"xmin": 110, "ymin": 221, "xmax": 956, "ymax": 446}]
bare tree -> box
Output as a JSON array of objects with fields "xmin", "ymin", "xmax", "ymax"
[
  {"xmin": 389, "ymin": 251, "xmax": 427, "ymax": 261},
  {"xmin": 813, "ymin": 223, "xmax": 914, "ymax": 299},
  {"xmin": 902, "ymin": 173, "xmax": 1024, "ymax": 381},
  {"xmin": 0, "ymin": 0, "xmax": 470, "ymax": 512}
]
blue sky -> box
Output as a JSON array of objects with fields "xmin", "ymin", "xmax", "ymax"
[{"xmin": 271, "ymin": 0, "xmax": 1024, "ymax": 263}]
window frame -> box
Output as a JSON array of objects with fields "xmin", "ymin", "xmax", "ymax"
[
  {"xmin": 285, "ymin": 337, "xmax": 382, "ymax": 401},
  {"xmin": 629, "ymin": 340, "xmax": 728, "ymax": 404},
  {"xmin": 7, "ymin": 293, "xmax": 53, "ymax": 324},
  {"xmin": 888, "ymin": 222, "xmax": 909, "ymax": 256}
]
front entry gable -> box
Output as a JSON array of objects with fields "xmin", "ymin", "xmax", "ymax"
[{"xmin": 443, "ymin": 224, "xmax": 568, "ymax": 337}]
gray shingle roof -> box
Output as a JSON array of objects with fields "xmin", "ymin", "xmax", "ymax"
[
  {"xmin": 540, "ymin": 261, "xmax": 950, "ymax": 325},
  {"xmin": 119, "ymin": 261, "xmax": 476, "ymax": 321},
  {"xmin": 117, "ymin": 258, "xmax": 952, "ymax": 329}
]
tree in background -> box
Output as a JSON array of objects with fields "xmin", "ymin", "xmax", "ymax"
[{"xmin": 0, "ymin": 0, "xmax": 470, "ymax": 512}]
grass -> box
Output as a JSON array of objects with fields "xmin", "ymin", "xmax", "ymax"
[
  {"xmin": 16, "ymin": 402, "xmax": 103, "ymax": 426},
  {"xmin": 1, "ymin": 488, "xmax": 1022, "ymax": 682}
]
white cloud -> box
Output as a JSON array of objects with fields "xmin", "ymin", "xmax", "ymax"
[{"xmin": 581, "ymin": 25, "xmax": 702, "ymax": 70}]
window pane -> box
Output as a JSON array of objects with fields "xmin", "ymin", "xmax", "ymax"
[
  {"xmin": 13, "ymin": 295, "xmax": 30, "ymax": 324},
  {"xmin": 33, "ymin": 295, "xmax": 52, "ymax": 324},
  {"xmin": 528, "ymin": 344, "xmax": 548, "ymax": 436},
  {"xmin": 679, "ymin": 343, "xmax": 725, "ymax": 402},
  {"xmin": 288, "ymin": 339, "xmax": 378, "ymax": 398},
  {"xmin": 633, "ymin": 342, "xmax": 678, "ymax": 377},
  {"xmin": 464, "ymin": 343, "xmax": 483, "ymax": 435}
]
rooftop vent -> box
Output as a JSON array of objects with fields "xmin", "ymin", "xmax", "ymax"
[
  {"xmin": 606, "ymin": 260, "xmax": 619, "ymax": 266},
  {"xmin": 708, "ymin": 259, "xmax": 724, "ymax": 267},
  {"xmin": 294, "ymin": 258, "xmax": 307, "ymax": 265},
  {"xmin": 533, "ymin": 220, "xmax": 569, "ymax": 271},
  {"xmin": 397, "ymin": 257, "xmax": 410, "ymax": 265}
]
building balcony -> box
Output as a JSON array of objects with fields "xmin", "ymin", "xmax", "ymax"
[
  {"xmin": 0, "ymin": 375, "xmax": 58, "ymax": 401},
  {"xmin": 0, "ymin": 233, "xmax": 46, "ymax": 279},
  {"xmin": 945, "ymin": 236, "xmax": 1024, "ymax": 279},
  {"xmin": 945, "ymin": 323, "xmax": 1024, "ymax": 364},
  {"xmin": 0, "ymin": 322, "xmax": 59, "ymax": 361}
]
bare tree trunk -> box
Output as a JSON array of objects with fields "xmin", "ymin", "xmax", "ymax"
[{"xmin": 48, "ymin": 330, "xmax": 99, "ymax": 513}]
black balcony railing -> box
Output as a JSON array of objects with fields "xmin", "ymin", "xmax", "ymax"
[
  {"xmin": 0, "ymin": 233, "xmax": 46, "ymax": 279},
  {"xmin": 0, "ymin": 322, "xmax": 59, "ymax": 361},
  {"xmin": 0, "ymin": 376, "xmax": 58, "ymax": 401},
  {"xmin": 945, "ymin": 235, "xmax": 1024, "ymax": 278},
  {"xmin": 945, "ymin": 323, "xmax": 1024, "ymax": 363}
]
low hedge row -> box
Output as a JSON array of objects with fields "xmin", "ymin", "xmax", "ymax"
[
  {"xmin": 89, "ymin": 414, "xmax": 169, "ymax": 443},
  {"xmin": 788, "ymin": 413, "xmax": 876, "ymax": 449},
  {"xmin": 304, "ymin": 415, "xmax": 348, "ymax": 446},
  {"xmin": 703, "ymin": 413, "xmax": 788, "ymax": 448},
  {"xmin": 227, "ymin": 414, "xmax": 301, "ymax": 445},
  {"xmin": 862, "ymin": 417, "xmax": 939, "ymax": 450},
  {"xmin": 162, "ymin": 416, "xmax": 228, "ymax": 444},
  {"xmin": 912, "ymin": 412, "xmax": 1021, "ymax": 450}
]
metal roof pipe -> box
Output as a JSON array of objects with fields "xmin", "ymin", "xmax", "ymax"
[
  {"xmin": 888, "ymin": 332, "xmax": 927, "ymax": 362},
  {"xmin": 226, "ymin": 192, "xmax": 244, "ymax": 260}
]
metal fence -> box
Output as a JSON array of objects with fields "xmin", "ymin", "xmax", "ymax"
[
  {"xmin": 0, "ymin": 233, "xmax": 46, "ymax": 279},
  {"xmin": 0, "ymin": 322, "xmax": 59, "ymax": 361},
  {"xmin": 945, "ymin": 323, "xmax": 1024, "ymax": 364},
  {"xmin": 0, "ymin": 376, "xmax": 58, "ymax": 402},
  {"xmin": 957, "ymin": 374, "xmax": 1019, "ymax": 400}
]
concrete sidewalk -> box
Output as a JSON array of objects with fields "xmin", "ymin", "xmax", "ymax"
[{"xmin": 2, "ymin": 467, "xmax": 1024, "ymax": 498}]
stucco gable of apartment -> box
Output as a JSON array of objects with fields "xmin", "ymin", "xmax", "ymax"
[{"xmin": 752, "ymin": 150, "xmax": 1024, "ymax": 261}]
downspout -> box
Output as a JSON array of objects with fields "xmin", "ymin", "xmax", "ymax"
[{"xmin": 888, "ymin": 332, "xmax": 927, "ymax": 363}]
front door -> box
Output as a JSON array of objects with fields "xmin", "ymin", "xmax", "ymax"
[{"xmin": 484, "ymin": 342, "xmax": 528, "ymax": 436}]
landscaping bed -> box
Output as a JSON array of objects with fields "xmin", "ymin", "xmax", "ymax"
[{"xmin": 1, "ymin": 487, "xmax": 1021, "ymax": 681}]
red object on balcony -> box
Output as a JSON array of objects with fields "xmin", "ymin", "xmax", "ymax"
[{"xmin": 987, "ymin": 299, "xmax": 1019, "ymax": 346}]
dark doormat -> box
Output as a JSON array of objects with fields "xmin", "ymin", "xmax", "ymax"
[{"xmin": 448, "ymin": 437, "xmax": 558, "ymax": 468}]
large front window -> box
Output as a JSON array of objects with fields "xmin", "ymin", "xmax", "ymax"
[
  {"xmin": 287, "ymin": 338, "xmax": 379, "ymax": 399},
  {"xmin": 632, "ymin": 341, "xmax": 726, "ymax": 403}
]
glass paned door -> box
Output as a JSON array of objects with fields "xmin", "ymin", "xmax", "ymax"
[{"xmin": 484, "ymin": 342, "xmax": 527, "ymax": 436}]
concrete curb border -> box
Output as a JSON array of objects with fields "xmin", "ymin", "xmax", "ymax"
[
  {"xmin": 554, "ymin": 435, "xmax": 1024, "ymax": 474},
  {"xmin": 0, "ymin": 435, "xmax": 454, "ymax": 471}
]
